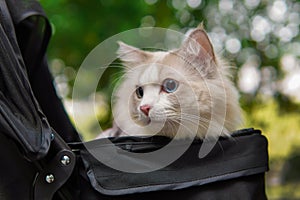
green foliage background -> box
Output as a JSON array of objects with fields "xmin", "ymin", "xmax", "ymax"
[{"xmin": 40, "ymin": 0, "xmax": 300, "ymax": 198}]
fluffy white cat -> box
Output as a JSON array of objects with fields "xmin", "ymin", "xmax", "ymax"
[{"xmin": 100, "ymin": 25, "xmax": 242, "ymax": 140}]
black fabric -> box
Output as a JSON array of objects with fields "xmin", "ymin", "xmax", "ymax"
[
  {"xmin": 0, "ymin": 0, "xmax": 78, "ymax": 199},
  {"xmin": 0, "ymin": 132, "xmax": 38, "ymax": 200},
  {"xmin": 6, "ymin": 0, "xmax": 51, "ymax": 70},
  {"xmin": 7, "ymin": 0, "xmax": 81, "ymax": 143},
  {"xmin": 77, "ymin": 172, "xmax": 266, "ymax": 200},
  {"xmin": 0, "ymin": 0, "xmax": 51, "ymax": 160},
  {"xmin": 28, "ymin": 55, "xmax": 81, "ymax": 143},
  {"xmin": 71, "ymin": 129, "xmax": 269, "ymax": 200},
  {"xmin": 0, "ymin": 0, "xmax": 80, "ymax": 160}
]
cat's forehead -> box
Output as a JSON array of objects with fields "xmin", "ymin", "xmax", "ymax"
[
  {"xmin": 138, "ymin": 51, "xmax": 185, "ymax": 85},
  {"xmin": 139, "ymin": 63, "xmax": 160, "ymax": 84}
]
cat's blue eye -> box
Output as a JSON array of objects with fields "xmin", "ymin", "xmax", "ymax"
[
  {"xmin": 136, "ymin": 86, "xmax": 143, "ymax": 98},
  {"xmin": 162, "ymin": 79, "xmax": 178, "ymax": 93}
]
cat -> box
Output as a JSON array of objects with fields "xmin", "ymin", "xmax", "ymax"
[{"xmin": 100, "ymin": 25, "xmax": 242, "ymax": 140}]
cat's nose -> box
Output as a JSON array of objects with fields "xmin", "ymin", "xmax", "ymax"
[{"xmin": 140, "ymin": 104, "xmax": 151, "ymax": 116}]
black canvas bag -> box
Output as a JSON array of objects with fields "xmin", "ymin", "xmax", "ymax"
[
  {"xmin": 0, "ymin": 0, "xmax": 269, "ymax": 199},
  {"xmin": 71, "ymin": 128, "xmax": 268, "ymax": 200}
]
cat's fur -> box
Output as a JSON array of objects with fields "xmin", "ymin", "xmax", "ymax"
[{"xmin": 106, "ymin": 26, "xmax": 242, "ymax": 139}]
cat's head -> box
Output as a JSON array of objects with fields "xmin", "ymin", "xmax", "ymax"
[{"xmin": 113, "ymin": 27, "xmax": 242, "ymax": 139}]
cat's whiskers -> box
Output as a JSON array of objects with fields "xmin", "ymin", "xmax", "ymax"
[
  {"xmin": 164, "ymin": 120, "xmax": 178, "ymax": 137},
  {"xmin": 171, "ymin": 118, "xmax": 199, "ymax": 137},
  {"xmin": 162, "ymin": 108, "xmax": 211, "ymax": 130},
  {"xmin": 177, "ymin": 112, "xmax": 224, "ymax": 131}
]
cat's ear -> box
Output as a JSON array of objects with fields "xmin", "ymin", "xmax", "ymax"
[
  {"xmin": 117, "ymin": 41, "xmax": 150, "ymax": 66},
  {"xmin": 180, "ymin": 26, "xmax": 216, "ymax": 63}
]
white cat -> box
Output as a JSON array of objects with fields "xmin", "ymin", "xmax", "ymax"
[{"xmin": 100, "ymin": 26, "xmax": 242, "ymax": 140}]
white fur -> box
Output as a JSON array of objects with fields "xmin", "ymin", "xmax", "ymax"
[{"xmin": 109, "ymin": 28, "xmax": 243, "ymax": 139}]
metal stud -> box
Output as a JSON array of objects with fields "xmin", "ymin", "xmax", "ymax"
[
  {"xmin": 50, "ymin": 133, "xmax": 55, "ymax": 141},
  {"xmin": 45, "ymin": 174, "xmax": 55, "ymax": 184},
  {"xmin": 60, "ymin": 155, "xmax": 70, "ymax": 166}
]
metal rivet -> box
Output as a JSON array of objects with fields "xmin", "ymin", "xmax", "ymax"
[
  {"xmin": 61, "ymin": 155, "xmax": 70, "ymax": 166},
  {"xmin": 45, "ymin": 174, "xmax": 55, "ymax": 184},
  {"xmin": 50, "ymin": 133, "xmax": 55, "ymax": 141}
]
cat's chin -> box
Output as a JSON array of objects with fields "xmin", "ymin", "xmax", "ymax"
[
  {"xmin": 137, "ymin": 114, "xmax": 168, "ymax": 126},
  {"xmin": 135, "ymin": 117, "xmax": 150, "ymax": 126},
  {"xmin": 137, "ymin": 118, "xmax": 166, "ymax": 127}
]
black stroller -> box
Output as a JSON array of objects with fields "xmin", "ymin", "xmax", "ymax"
[{"xmin": 0, "ymin": 1, "xmax": 269, "ymax": 199}]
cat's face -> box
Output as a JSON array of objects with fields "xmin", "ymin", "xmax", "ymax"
[
  {"xmin": 127, "ymin": 53, "xmax": 207, "ymax": 136},
  {"xmin": 113, "ymin": 27, "xmax": 242, "ymax": 139}
]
